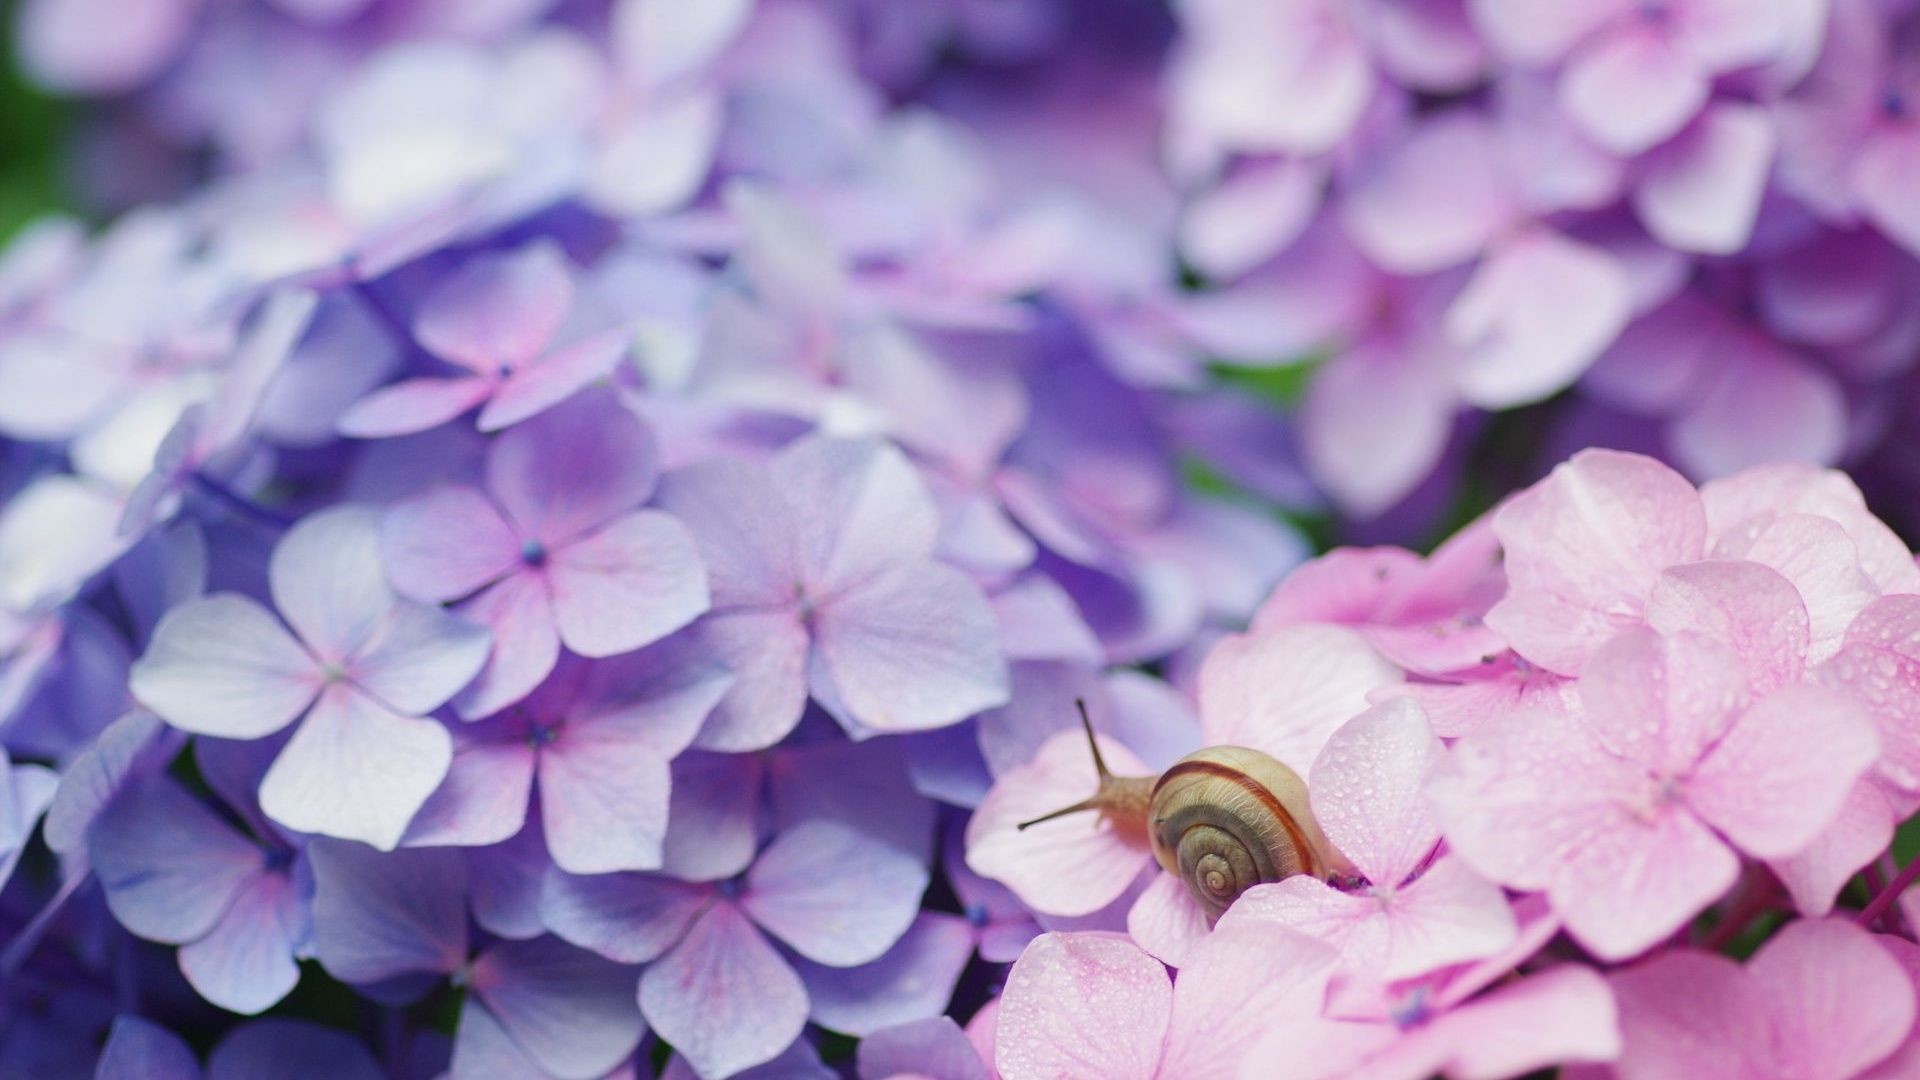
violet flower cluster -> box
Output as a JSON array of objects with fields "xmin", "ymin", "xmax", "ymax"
[{"xmin": 0, "ymin": 1, "xmax": 1917, "ymax": 1079}]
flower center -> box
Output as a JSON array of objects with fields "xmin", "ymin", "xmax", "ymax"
[{"xmin": 520, "ymin": 539, "xmax": 548, "ymax": 567}]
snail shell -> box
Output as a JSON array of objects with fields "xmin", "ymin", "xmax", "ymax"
[
  {"xmin": 1147, "ymin": 746, "xmax": 1342, "ymax": 921},
  {"xmin": 1015, "ymin": 703, "xmax": 1348, "ymax": 923}
]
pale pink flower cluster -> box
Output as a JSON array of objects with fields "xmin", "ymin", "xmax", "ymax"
[{"xmin": 967, "ymin": 449, "xmax": 1920, "ymax": 1078}]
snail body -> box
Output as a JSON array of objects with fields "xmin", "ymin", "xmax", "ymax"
[{"xmin": 1018, "ymin": 704, "xmax": 1347, "ymax": 921}]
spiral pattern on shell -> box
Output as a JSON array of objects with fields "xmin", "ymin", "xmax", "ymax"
[{"xmin": 1146, "ymin": 746, "xmax": 1329, "ymax": 920}]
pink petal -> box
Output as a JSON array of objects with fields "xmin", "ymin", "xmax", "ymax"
[
  {"xmin": 477, "ymin": 330, "xmax": 629, "ymax": 433},
  {"xmin": 336, "ymin": 376, "xmax": 496, "ymax": 439},
  {"xmin": 1125, "ymin": 871, "xmax": 1211, "ymax": 968},
  {"xmin": 1633, "ymin": 103, "xmax": 1775, "ymax": 255},
  {"xmin": 742, "ymin": 819, "xmax": 929, "ymax": 967},
  {"xmin": 259, "ymin": 685, "xmax": 454, "ymax": 850},
  {"xmin": 1467, "ymin": 0, "xmax": 1624, "ymax": 63},
  {"xmin": 1484, "ymin": 448, "xmax": 1707, "ymax": 675},
  {"xmin": 1769, "ymin": 780, "xmax": 1898, "ymax": 916},
  {"xmin": 1160, "ymin": 919, "xmax": 1341, "ymax": 1077},
  {"xmin": 1855, "ymin": 125, "xmax": 1920, "ymax": 259},
  {"xmin": 547, "ymin": 510, "xmax": 709, "ymax": 657},
  {"xmin": 452, "ymin": 573, "xmax": 560, "ymax": 720},
  {"xmin": 1821, "ymin": 602, "xmax": 1920, "ymax": 791},
  {"xmin": 994, "ymin": 932, "xmax": 1171, "ymax": 1080},
  {"xmin": 639, "ymin": 902, "xmax": 810, "ymax": 1080},
  {"xmin": 380, "ymin": 485, "xmax": 521, "ymax": 603},
  {"xmin": 129, "ymin": 594, "xmax": 319, "ymax": 738},
  {"xmin": 1447, "ymin": 228, "xmax": 1632, "ymax": 408},
  {"xmin": 178, "ymin": 871, "xmax": 303, "ymax": 1015},
  {"xmin": 1385, "ymin": 964, "xmax": 1622, "ymax": 1080},
  {"xmin": 1308, "ymin": 697, "xmax": 1442, "ymax": 888},
  {"xmin": 1178, "ymin": 157, "xmax": 1324, "ymax": 281},
  {"xmin": 1671, "ymin": 339, "xmax": 1847, "ymax": 479},
  {"xmin": 1427, "ymin": 706, "xmax": 1740, "ymax": 960},
  {"xmin": 1688, "ymin": 683, "xmax": 1879, "ymax": 859},
  {"xmin": 1577, "ymin": 625, "xmax": 1747, "ymax": 781},
  {"xmin": 485, "ymin": 389, "xmax": 660, "ymax": 547},
  {"xmin": 965, "ymin": 729, "xmax": 1156, "ymax": 917},
  {"xmin": 1341, "ymin": 110, "xmax": 1518, "ymax": 274},
  {"xmin": 1700, "ymin": 464, "xmax": 1920, "ymax": 596},
  {"xmin": 1197, "ymin": 624, "xmax": 1402, "ymax": 776},
  {"xmin": 1750, "ymin": 918, "xmax": 1917, "ymax": 1078},
  {"xmin": 1709, "ymin": 513, "xmax": 1875, "ymax": 665},
  {"xmin": 812, "ymin": 562, "xmax": 1010, "ymax": 736},
  {"xmin": 1643, "ymin": 559, "xmax": 1809, "ymax": 696},
  {"xmin": 268, "ymin": 506, "xmax": 397, "ymax": 662},
  {"xmin": 1609, "ymin": 950, "xmax": 1762, "ymax": 1078},
  {"xmin": 1560, "ymin": 26, "xmax": 1711, "ymax": 156},
  {"xmin": 1376, "ymin": 855, "xmax": 1521, "ymax": 982},
  {"xmin": 1226, "ymin": 875, "xmax": 1387, "ymax": 972},
  {"xmin": 415, "ymin": 243, "xmax": 573, "ymax": 372}
]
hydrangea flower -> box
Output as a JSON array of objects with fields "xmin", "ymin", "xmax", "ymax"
[
  {"xmin": 381, "ymin": 389, "xmax": 708, "ymax": 716},
  {"xmin": 129, "ymin": 505, "xmax": 490, "ymax": 847}
]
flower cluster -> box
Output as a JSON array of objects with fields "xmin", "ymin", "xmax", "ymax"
[
  {"xmin": 1, "ymin": 1, "xmax": 1918, "ymax": 1079},
  {"xmin": 0, "ymin": 2, "xmax": 1311, "ymax": 1077},
  {"xmin": 970, "ymin": 450, "xmax": 1920, "ymax": 1078}
]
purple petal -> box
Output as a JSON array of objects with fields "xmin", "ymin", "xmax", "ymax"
[
  {"xmin": 97, "ymin": 1015, "xmax": 200, "ymax": 1080},
  {"xmin": 309, "ymin": 838, "xmax": 468, "ymax": 984},
  {"xmin": 91, "ymin": 776, "xmax": 263, "ymax": 944},
  {"xmin": 539, "ymin": 870, "xmax": 712, "ymax": 964},
  {"xmin": 655, "ymin": 459, "xmax": 801, "ymax": 608},
  {"xmin": 639, "ymin": 902, "xmax": 810, "ymax": 1080},
  {"xmin": 812, "ymin": 562, "xmax": 1009, "ymax": 735},
  {"xmin": 538, "ymin": 643, "xmax": 730, "ymax": 874},
  {"xmin": 742, "ymin": 819, "xmax": 929, "ymax": 967},
  {"xmin": 128, "ymin": 594, "xmax": 319, "ymax": 739},
  {"xmin": 452, "ymin": 573, "xmax": 562, "ymax": 719},
  {"xmin": 856, "ymin": 1017, "xmax": 989, "ymax": 1080},
  {"xmin": 43, "ymin": 710, "xmax": 175, "ymax": 858},
  {"xmin": 402, "ymin": 724, "xmax": 534, "ymax": 848},
  {"xmin": 349, "ymin": 599, "xmax": 491, "ymax": 715},
  {"xmin": 660, "ymin": 751, "xmax": 763, "ymax": 882},
  {"xmin": 380, "ymin": 485, "xmax": 521, "ymax": 603},
  {"xmin": 415, "ymin": 243, "xmax": 574, "ymax": 373},
  {"xmin": 484, "ymin": 389, "xmax": 660, "ymax": 546},
  {"xmin": 773, "ymin": 436, "xmax": 940, "ymax": 597},
  {"xmin": 206, "ymin": 1019, "xmax": 382, "ymax": 1080},
  {"xmin": 478, "ymin": 330, "xmax": 629, "ymax": 433},
  {"xmin": 469, "ymin": 936, "xmax": 644, "ymax": 1080},
  {"xmin": 267, "ymin": 506, "xmax": 400, "ymax": 662},
  {"xmin": 547, "ymin": 510, "xmax": 709, "ymax": 658},
  {"xmin": 178, "ymin": 870, "xmax": 303, "ymax": 1015},
  {"xmin": 337, "ymin": 376, "xmax": 497, "ymax": 440},
  {"xmin": 767, "ymin": 739, "xmax": 933, "ymax": 862},
  {"xmin": 796, "ymin": 912, "xmax": 974, "ymax": 1036},
  {"xmin": 259, "ymin": 686, "xmax": 453, "ymax": 850},
  {"xmin": 688, "ymin": 609, "xmax": 811, "ymax": 751},
  {"xmin": 469, "ymin": 818, "xmax": 554, "ymax": 940}
]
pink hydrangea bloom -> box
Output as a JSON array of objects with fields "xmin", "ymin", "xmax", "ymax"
[
  {"xmin": 1430, "ymin": 624, "xmax": 1878, "ymax": 959},
  {"xmin": 1605, "ymin": 918, "xmax": 1916, "ymax": 1078}
]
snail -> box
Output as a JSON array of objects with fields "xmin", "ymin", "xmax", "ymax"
[{"xmin": 1017, "ymin": 701, "xmax": 1349, "ymax": 921}]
